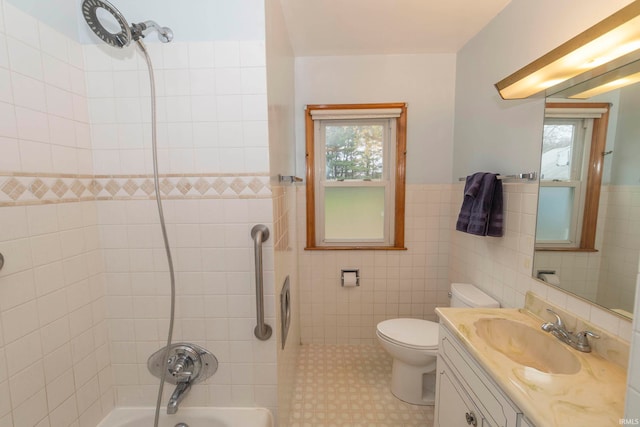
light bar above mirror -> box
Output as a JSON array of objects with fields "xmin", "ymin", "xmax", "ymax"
[{"xmin": 495, "ymin": 0, "xmax": 640, "ymax": 100}]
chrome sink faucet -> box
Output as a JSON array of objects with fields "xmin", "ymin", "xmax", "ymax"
[{"xmin": 541, "ymin": 308, "xmax": 600, "ymax": 352}]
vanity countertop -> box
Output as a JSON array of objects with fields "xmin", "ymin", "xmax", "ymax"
[{"xmin": 436, "ymin": 307, "xmax": 627, "ymax": 427}]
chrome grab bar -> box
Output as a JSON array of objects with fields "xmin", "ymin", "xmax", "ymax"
[{"xmin": 251, "ymin": 224, "xmax": 272, "ymax": 341}]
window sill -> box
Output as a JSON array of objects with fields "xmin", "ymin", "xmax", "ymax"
[
  {"xmin": 305, "ymin": 246, "xmax": 407, "ymax": 251},
  {"xmin": 535, "ymin": 247, "xmax": 598, "ymax": 252}
]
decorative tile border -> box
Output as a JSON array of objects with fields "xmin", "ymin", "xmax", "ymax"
[{"xmin": 0, "ymin": 173, "xmax": 271, "ymax": 206}]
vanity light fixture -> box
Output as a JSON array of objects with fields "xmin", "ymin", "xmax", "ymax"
[{"xmin": 495, "ymin": 0, "xmax": 640, "ymax": 99}]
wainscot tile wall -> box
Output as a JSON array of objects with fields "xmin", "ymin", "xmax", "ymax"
[
  {"xmin": 450, "ymin": 181, "xmax": 633, "ymax": 342},
  {"xmin": 296, "ymin": 184, "xmax": 453, "ymax": 345}
]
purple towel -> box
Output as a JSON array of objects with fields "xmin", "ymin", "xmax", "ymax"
[
  {"xmin": 455, "ymin": 172, "xmax": 483, "ymax": 233},
  {"xmin": 456, "ymin": 172, "xmax": 503, "ymax": 237},
  {"xmin": 487, "ymin": 179, "xmax": 503, "ymax": 237}
]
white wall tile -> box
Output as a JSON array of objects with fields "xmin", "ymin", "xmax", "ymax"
[
  {"xmin": 240, "ymin": 41, "xmax": 266, "ymax": 67},
  {"xmin": 214, "ymin": 41, "xmax": 240, "ymax": 67},
  {"xmin": 4, "ymin": 331, "xmax": 42, "ymax": 373},
  {"xmin": 38, "ymin": 24, "xmax": 68, "ymax": 63},
  {"xmin": 215, "ymin": 68, "xmax": 242, "ymax": 94},
  {"xmin": 9, "ymin": 361, "xmax": 45, "ymax": 408},
  {"xmin": 0, "ymin": 238, "xmax": 33, "ymax": 276},
  {"xmin": 12, "ymin": 389, "xmax": 47, "ymax": 427},
  {"xmin": 0, "ymin": 270, "xmax": 35, "ymax": 312},
  {"xmin": 189, "ymin": 69, "xmax": 216, "ymax": 95},
  {"xmin": 191, "ymin": 96, "xmax": 217, "ymax": 122},
  {"xmin": 11, "ymin": 72, "xmax": 46, "ymax": 112},
  {"xmin": 6, "ymin": 38, "xmax": 43, "ymax": 80},
  {"xmin": 0, "ymin": 102, "xmax": 18, "ymax": 138},
  {"xmin": 49, "ymin": 116, "xmax": 77, "ymax": 147},
  {"xmin": 46, "ymin": 85, "xmax": 74, "ymax": 119},
  {"xmin": 15, "ymin": 107, "xmax": 50, "ymax": 143},
  {"xmin": 188, "ymin": 42, "xmax": 215, "ymax": 69},
  {"xmin": 42, "ymin": 55, "xmax": 71, "ymax": 91},
  {"xmin": 3, "ymin": 3, "xmax": 39, "ymax": 49},
  {"xmin": 0, "ymin": 68, "xmax": 12, "ymax": 103},
  {"xmin": 241, "ymin": 68, "xmax": 266, "ymax": 94}
]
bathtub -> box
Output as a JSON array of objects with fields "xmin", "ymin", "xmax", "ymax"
[{"xmin": 96, "ymin": 407, "xmax": 273, "ymax": 427}]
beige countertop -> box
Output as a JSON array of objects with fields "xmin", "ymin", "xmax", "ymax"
[{"xmin": 436, "ymin": 307, "xmax": 627, "ymax": 427}]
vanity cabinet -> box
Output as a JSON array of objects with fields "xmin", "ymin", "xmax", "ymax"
[
  {"xmin": 437, "ymin": 359, "xmax": 493, "ymax": 426},
  {"xmin": 435, "ymin": 324, "xmax": 527, "ymax": 427}
]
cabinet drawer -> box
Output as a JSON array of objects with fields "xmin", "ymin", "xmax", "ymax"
[{"xmin": 439, "ymin": 324, "xmax": 520, "ymax": 427}]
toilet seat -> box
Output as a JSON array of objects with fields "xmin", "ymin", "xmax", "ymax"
[{"xmin": 376, "ymin": 318, "xmax": 439, "ymax": 350}]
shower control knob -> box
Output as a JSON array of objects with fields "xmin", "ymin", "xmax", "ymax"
[
  {"xmin": 148, "ymin": 343, "xmax": 218, "ymax": 385},
  {"xmin": 168, "ymin": 353, "xmax": 194, "ymax": 380}
]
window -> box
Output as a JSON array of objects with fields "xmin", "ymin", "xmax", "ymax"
[
  {"xmin": 537, "ymin": 118, "xmax": 589, "ymax": 245},
  {"xmin": 536, "ymin": 103, "xmax": 610, "ymax": 251},
  {"xmin": 305, "ymin": 103, "xmax": 407, "ymax": 250}
]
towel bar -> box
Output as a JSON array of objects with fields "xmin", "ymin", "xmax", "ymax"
[{"xmin": 458, "ymin": 172, "xmax": 537, "ymax": 182}]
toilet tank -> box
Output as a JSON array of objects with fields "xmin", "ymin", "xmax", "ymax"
[{"xmin": 450, "ymin": 283, "xmax": 500, "ymax": 308}]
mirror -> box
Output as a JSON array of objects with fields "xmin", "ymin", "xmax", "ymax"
[{"xmin": 533, "ymin": 74, "xmax": 640, "ymax": 319}]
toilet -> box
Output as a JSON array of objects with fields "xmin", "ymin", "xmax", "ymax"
[{"xmin": 376, "ymin": 283, "xmax": 499, "ymax": 405}]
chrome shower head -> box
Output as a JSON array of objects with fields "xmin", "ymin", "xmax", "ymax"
[
  {"xmin": 82, "ymin": 0, "xmax": 131, "ymax": 48},
  {"xmin": 82, "ymin": 0, "xmax": 173, "ymax": 48}
]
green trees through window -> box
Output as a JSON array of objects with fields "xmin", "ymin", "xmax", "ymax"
[{"xmin": 325, "ymin": 124, "xmax": 384, "ymax": 181}]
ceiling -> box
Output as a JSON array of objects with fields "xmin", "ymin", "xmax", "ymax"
[{"xmin": 279, "ymin": 0, "xmax": 511, "ymax": 56}]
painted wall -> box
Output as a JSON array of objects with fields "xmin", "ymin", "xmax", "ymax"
[
  {"xmin": 4, "ymin": 0, "xmax": 79, "ymax": 41},
  {"xmin": 450, "ymin": 0, "xmax": 638, "ymax": 418},
  {"xmin": 294, "ymin": 54, "xmax": 457, "ymax": 184},
  {"xmin": 76, "ymin": 0, "xmax": 265, "ymax": 45}
]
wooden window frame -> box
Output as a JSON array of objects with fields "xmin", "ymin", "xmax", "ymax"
[
  {"xmin": 537, "ymin": 102, "xmax": 610, "ymax": 252},
  {"xmin": 304, "ymin": 103, "xmax": 407, "ymax": 250}
]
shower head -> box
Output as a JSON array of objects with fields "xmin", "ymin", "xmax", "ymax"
[
  {"xmin": 82, "ymin": 0, "xmax": 173, "ymax": 49},
  {"xmin": 82, "ymin": 0, "xmax": 131, "ymax": 48}
]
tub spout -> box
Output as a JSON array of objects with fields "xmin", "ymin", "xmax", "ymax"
[{"xmin": 167, "ymin": 381, "xmax": 191, "ymax": 415}]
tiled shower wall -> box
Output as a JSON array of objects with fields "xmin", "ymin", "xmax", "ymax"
[
  {"xmin": 297, "ymin": 184, "xmax": 452, "ymax": 345},
  {"xmin": 0, "ymin": 3, "xmax": 111, "ymax": 427},
  {"xmin": 83, "ymin": 37, "xmax": 279, "ymax": 416}
]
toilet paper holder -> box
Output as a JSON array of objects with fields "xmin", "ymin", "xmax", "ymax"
[
  {"xmin": 341, "ymin": 269, "xmax": 360, "ymax": 287},
  {"xmin": 537, "ymin": 269, "xmax": 557, "ymax": 279}
]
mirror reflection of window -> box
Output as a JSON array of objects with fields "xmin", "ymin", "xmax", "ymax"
[{"xmin": 537, "ymin": 118, "xmax": 592, "ymax": 247}]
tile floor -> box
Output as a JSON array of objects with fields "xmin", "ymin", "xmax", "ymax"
[{"xmin": 288, "ymin": 344, "xmax": 435, "ymax": 427}]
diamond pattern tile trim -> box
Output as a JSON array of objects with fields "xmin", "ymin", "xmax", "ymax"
[{"xmin": 0, "ymin": 173, "xmax": 271, "ymax": 206}]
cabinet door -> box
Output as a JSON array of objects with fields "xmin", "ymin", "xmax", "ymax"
[{"xmin": 435, "ymin": 360, "xmax": 492, "ymax": 427}]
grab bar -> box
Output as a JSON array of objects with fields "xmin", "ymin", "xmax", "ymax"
[{"xmin": 251, "ymin": 224, "xmax": 272, "ymax": 341}]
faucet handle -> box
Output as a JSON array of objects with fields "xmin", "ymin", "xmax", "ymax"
[
  {"xmin": 574, "ymin": 330, "xmax": 600, "ymax": 352},
  {"xmin": 545, "ymin": 308, "xmax": 564, "ymax": 327},
  {"xmin": 576, "ymin": 330, "xmax": 600, "ymax": 341}
]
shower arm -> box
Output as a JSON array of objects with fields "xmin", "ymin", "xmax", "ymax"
[{"xmin": 131, "ymin": 20, "xmax": 174, "ymax": 43}]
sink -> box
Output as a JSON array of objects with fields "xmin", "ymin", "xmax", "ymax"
[{"xmin": 474, "ymin": 318, "xmax": 581, "ymax": 375}]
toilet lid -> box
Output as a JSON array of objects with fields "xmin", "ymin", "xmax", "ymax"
[{"xmin": 377, "ymin": 318, "xmax": 439, "ymax": 349}]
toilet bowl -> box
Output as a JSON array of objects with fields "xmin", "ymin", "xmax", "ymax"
[
  {"xmin": 376, "ymin": 283, "xmax": 499, "ymax": 405},
  {"xmin": 376, "ymin": 318, "xmax": 439, "ymax": 405}
]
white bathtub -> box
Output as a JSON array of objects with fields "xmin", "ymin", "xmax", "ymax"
[{"xmin": 96, "ymin": 407, "xmax": 273, "ymax": 427}]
